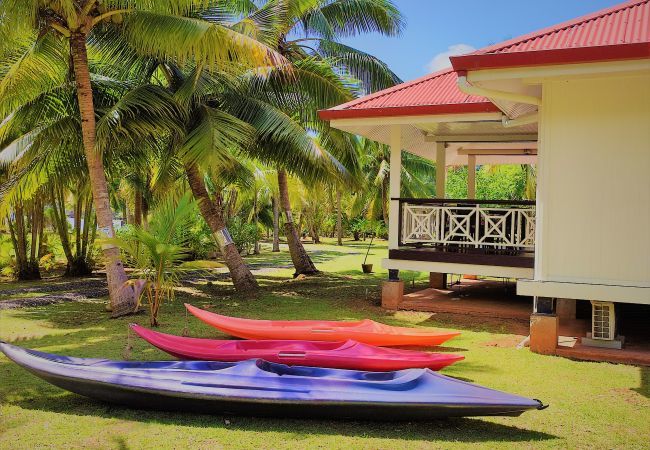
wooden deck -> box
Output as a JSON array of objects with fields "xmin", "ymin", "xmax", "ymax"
[{"xmin": 389, "ymin": 247, "xmax": 534, "ymax": 268}]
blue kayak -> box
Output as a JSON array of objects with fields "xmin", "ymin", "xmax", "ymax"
[{"xmin": 0, "ymin": 342, "xmax": 545, "ymax": 420}]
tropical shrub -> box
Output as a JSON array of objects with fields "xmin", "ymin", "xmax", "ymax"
[
  {"xmin": 227, "ymin": 216, "xmax": 260, "ymax": 255},
  {"xmin": 109, "ymin": 193, "xmax": 196, "ymax": 326}
]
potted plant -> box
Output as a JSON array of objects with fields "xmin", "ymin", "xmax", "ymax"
[{"xmin": 361, "ymin": 232, "xmax": 375, "ymax": 273}]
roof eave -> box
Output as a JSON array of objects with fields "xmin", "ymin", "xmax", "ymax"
[
  {"xmin": 450, "ymin": 43, "xmax": 650, "ymax": 72},
  {"xmin": 318, "ymin": 102, "xmax": 500, "ymax": 121}
]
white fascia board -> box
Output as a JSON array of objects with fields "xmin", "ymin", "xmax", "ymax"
[
  {"xmin": 517, "ymin": 279, "xmax": 650, "ymax": 305},
  {"xmin": 468, "ymin": 59, "xmax": 650, "ymax": 84},
  {"xmin": 329, "ymin": 112, "xmax": 502, "ymax": 129},
  {"xmin": 382, "ymin": 258, "xmax": 534, "ymax": 279}
]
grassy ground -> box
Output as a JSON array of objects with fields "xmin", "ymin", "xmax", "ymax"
[{"xmin": 0, "ymin": 239, "xmax": 648, "ymax": 449}]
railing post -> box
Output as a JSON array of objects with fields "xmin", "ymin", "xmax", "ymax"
[{"xmin": 474, "ymin": 203, "xmax": 480, "ymax": 248}]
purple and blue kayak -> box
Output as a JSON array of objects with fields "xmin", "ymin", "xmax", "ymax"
[{"xmin": 0, "ymin": 342, "xmax": 545, "ymax": 420}]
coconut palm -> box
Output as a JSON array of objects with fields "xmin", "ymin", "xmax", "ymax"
[
  {"xmin": 0, "ymin": 0, "xmax": 281, "ymax": 315},
  {"xmin": 351, "ymin": 138, "xmax": 437, "ymax": 222},
  {"xmin": 222, "ymin": 0, "xmax": 404, "ymax": 275}
]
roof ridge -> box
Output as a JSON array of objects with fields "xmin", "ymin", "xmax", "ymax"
[
  {"xmin": 332, "ymin": 68, "xmax": 456, "ymax": 110},
  {"xmin": 468, "ymin": 0, "xmax": 648, "ymax": 56}
]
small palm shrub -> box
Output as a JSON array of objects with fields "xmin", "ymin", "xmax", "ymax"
[
  {"xmin": 227, "ymin": 216, "xmax": 260, "ymax": 255},
  {"xmin": 109, "ymin": 193, "xmax": 196, "ymax": 326}
]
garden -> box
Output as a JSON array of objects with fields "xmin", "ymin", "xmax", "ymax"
[{"xmin": 0, "ymin": 1, "xmax": 648, "ymax": 449}]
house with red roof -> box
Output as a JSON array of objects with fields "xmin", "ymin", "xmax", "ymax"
[{"xmin": 320, "ymin": 0, "xmax": 650, "ymax": 358}]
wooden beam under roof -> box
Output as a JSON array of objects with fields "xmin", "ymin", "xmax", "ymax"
[
  {"xmin": 424, "ymin": 133, "xmax": 538, "ymax": 143},
  {"xmin": 457, "ymin": 148, "xmax": 537, "ymax": 155}
]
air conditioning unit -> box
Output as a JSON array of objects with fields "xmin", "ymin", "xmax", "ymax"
[{"xmin": 590, "ymin": 301, "xmax": 616, "ymax": 340}]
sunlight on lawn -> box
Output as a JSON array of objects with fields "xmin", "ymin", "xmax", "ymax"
[{"xmin": 0, "ymin": 241, "xmax": 648, "ymax": 449}]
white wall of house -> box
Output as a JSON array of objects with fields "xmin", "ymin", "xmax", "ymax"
[{"xmin": 519, "ymin": 70, "xmax": 650, "ymax": 304}]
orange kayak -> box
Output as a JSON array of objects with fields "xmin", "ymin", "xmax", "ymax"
[{"xmin": 185, "ymin": 304, "xmax": 460, "ymax": 347}]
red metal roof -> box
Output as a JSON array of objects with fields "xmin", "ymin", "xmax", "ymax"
[
  {"xmin": 451, "ymin": 0, "xmax": 650, "ymax": 71},
  {"xmin": 320, "ymin": 0, "xmax": 650, "ymax": 121},
  {"xmin": 318, "ymin": 69, "xmax": 498, "ymax": 120}
]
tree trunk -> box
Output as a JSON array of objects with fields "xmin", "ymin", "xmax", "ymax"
[
  {"xmin": 253, "ymin": 192, "xmax": 260, "ymax": 254},
  {"xmin": 272, "ymin": 197, "xmax": 280, "ymax": 252},
  {"xmin": 277, "ymin": 169, "xmax": 318, "ymax": 276},
  {"xmin": 309, "ymin": 226, "xmax": 320, "ymax": 244},
  {"xmin": 70, "ymin": 33, "xmax": 135, "ymax": 316},
  {"xmin": 381, "ymin": 178, "xmax": 389, "ymax": 224},
  {"xmin": 9, "ymin": 203, "xmax": 41, "ymax": 280},
  {"xmin": 134, "ymin": 189, "xmax": 143, "ymax": 227},
  {"xmin": 336, "ymin": 186, "xmax": 343, "ymax": 246},
  {"xmin": 185, "ymin": 163, "xmax": 258, "ymax": 293},
  {"xmin": 50, "ymin": 185, "xmax": 75, "ymax": 267}
]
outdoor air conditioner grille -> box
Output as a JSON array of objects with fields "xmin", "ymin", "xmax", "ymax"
[{"xmin": 591, "ymin": 301, "xmax": 615, "ymax": 340}]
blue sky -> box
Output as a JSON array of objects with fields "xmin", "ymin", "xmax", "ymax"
[{"xmin": 341, "ymin": 0, "xmax": 623, "ymax": 81}]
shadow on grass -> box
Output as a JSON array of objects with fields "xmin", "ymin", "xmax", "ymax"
[
  {"xmin": 4, "ymin": 387, "xmax": 556, "ymax": 444},
  {"xmin": 633, "ymin": 366, "xmax": 649, "ymax": 399}
]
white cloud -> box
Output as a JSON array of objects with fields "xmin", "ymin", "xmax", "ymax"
[{"xmin": 426, "ymin": 44, "xmax": 476, "ymax": 72}]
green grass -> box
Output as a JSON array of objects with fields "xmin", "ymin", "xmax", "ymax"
[{"xmin": 0, "ymin": 238, "xmax": 648, "ymax": 449}]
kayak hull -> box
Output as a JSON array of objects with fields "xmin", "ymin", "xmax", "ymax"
[
  {"xmin": 130, "ymin": 324, "xmax": 464, "ymax": 371},
  {"xmin": 185, "ymin": 304, "xmax": 460, "ymax": 347},
  {"xmin": 0, "ymin": 342, "xmax": 543, "ymax": 420}
]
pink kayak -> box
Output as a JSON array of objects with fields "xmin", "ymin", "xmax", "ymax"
[{"xmin": 130, "ymin": 324, "xmax": 464, "ymax": 371}]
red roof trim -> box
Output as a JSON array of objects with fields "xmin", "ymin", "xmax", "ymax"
[
  {"xmin": 318, "ymin": 102, "xmax": 500, "ymax": 120},
  {"xmin": 451, "ymin": 42, "xmax": 650, "ymax": 71}
]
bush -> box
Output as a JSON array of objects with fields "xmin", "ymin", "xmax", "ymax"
[{"xmin": 227, "ymin": 216, "xmax": 260, "ymax": 255}]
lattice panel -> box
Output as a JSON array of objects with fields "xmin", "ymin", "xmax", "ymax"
[{"xmin": 401, "ymin": 203, "xmax": 535, "ymax": 249}]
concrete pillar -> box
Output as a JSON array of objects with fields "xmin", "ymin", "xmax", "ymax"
[
  {"xmin": 382, "ymin": 280, "xmax": 404, "ymax": 310},
  {"xmin": 530, "ymin": 313, "xmax": 558, "ymax": 355},
  {"xmin": 467, "ymin": 154, "xmax": 476, "ymax": 199},
  {"xmin": 435, "ymin": 142, "xmax": 446, "ymax": 198},
  {"xmin": 388, "ymin": 126, "xmax": 402, "ymax": 250},
  {"xmin": 556, "ymin": 298, "xmax": 577, "ymax": 320},
  {"xmin": 429, "ymin": 272, "xmax": 447, "ymax": 289}
]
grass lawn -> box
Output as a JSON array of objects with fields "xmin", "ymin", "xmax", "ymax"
[{"xmin": 0, "ymin": 239, "xmax": 648, "ymax": 449}]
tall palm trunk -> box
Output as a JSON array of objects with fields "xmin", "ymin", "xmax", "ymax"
[
  {"xmin": 134, "ymin": 189, "xmax": 143, "ymax": 227},
  {"xmin": 70, "ymin": 33, "xmax": 135, "ymax": 316},
  {"xmin": 272, "ymin": 197, "xmax": 280, "ymax": 252},
  {"xmin": 277, "ymin": 169, "xmax": 318, "ymax": 276},
  {"xmin": 336, "ymin": 186, "xmax": 343, "ymax": 246},
  {"xmin": 185, "ymin": 164, "xmax": 258, "ymax": 293}
]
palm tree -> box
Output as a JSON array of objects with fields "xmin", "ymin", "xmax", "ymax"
[
  {"xmin": 351, "ymin": 138, "xmax": 437, "ymax": 221},
  {"xmin": 225, "ymin": 0, "xmax": 404, "ymax": 275},
  {"xmin": 0, "ymin": 1, "xmax": 281, "ymax": 314}
]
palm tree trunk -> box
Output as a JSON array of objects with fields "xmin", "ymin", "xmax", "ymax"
[
  {"xmin": 336, "ymin": 186, "xmax": 343, "ymax": 246},
  {"xmin": 277, "ymin": 169, "xmax": 318, "ymax": 276},
  {"xmin": 253, "ymin": 192, "xmax": 260, "ymax": 254},
  {"xmin": 70, "ymin": 33, "xmax": 135, "ymax": 316},
  {"xmin": 272, "ymin": 197, "xmax": 280, "ymax": 252},
  {"xmin": 50, "ymin": 185, "xmax": 75, "ymax": 268},
  {"xmin": 134, "ymin": 189, "xmax": 143, "ymax": 227},
  {"xmin": 185, "ymin": 163, "xmax": 258, "ymax": 292}
]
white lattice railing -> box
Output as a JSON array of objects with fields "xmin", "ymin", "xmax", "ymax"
[{"xmin": 400, "ymin": 201, "xmax": 535, "ymax": 250}]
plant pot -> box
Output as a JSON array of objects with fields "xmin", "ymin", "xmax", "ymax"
[{"xmin": 361, "ymin": 263, "xmax": 373, "ymax": 274}]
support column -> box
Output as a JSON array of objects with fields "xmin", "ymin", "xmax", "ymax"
[
  {"xmin": 429, "ymin": 272, "xmax": 447, "ymax": 289},
  {"xmin": 382, "ymin": 269, "xmax": 404, "ymax": 310},
  {"xmin": 530, "ymin": 297, "xmax": 558, "ymax": 355},
  {"xmin": 433, "ymin": 141, "xmax": 447, "ymax": 283},
  {"xmin": 467, "ymin": 154, "xmax": 476, "ymax": 199},
  {"xmin": 388, "ymin": 126, "xmax": 402, "ymax": 250},
  {"xmin": 556, "ymin": 298, "xmax": 576, "ymax": 320}
]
